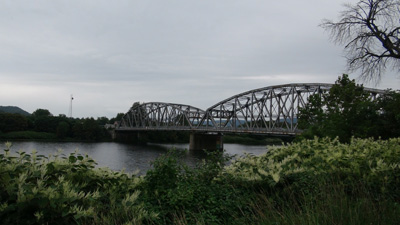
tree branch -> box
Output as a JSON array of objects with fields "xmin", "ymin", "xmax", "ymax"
[{"xmin": 321, "ymin": 0, "xmax": 400, "ymax": 83}]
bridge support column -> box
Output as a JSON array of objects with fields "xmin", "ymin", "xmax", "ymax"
[{"xmin": 189, "ymin": 133, "xmax": 223, "ymax": 151}]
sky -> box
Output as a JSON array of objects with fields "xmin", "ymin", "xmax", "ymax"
[{"xmin": 1, "ymin": 0, "xmax": 400, "ymax": 119}]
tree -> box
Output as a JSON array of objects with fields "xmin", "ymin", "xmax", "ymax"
[
  {"xmin": 56, "ymin": 121, "xmax": 70, "ymax": 139},
  {"xmin": 32, "ymin": 108, "xmax": 52, "ymax": 117},
  {"xmin": 298, "ymin": 74, "xmax": 380, "ymax": 142},
  {"xmin": 0, "ymin": 113, "xmax": 28, "ymax": 132},
  {"xmin": 321, "ymin": 0, "xmax": 400, "ymax": 83},
  {"xmin": 70, "ymin": 118, "xmax": 108, "ymax": 141},
  {"xmin": 96, "ymin": 116, "xmax": 109, "ymax": 126},
  {"xmin": 31, "ymin": 109, "xmax": 59, "ymax": 132},
  {"xmin": 82, "ymin": 118, "xmax": 100, "ymax": 140},
  {"xmin": 376, "ymin": 90, "xmax": 400, "ymax": 138},
  {"xmin": 72, "ymin": 121, "xmax": 84, "ymax": 139},
  {"xmin": 109, "ymin": 113, "xmax": 125, "ymax": 124}
]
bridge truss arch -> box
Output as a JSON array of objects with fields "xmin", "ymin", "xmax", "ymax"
[
  {"xmin": 118, "ymin": 102, "xmax": 205, "ymax": 131},
  {"xmin": 197, "ymin": 83, "xmax": 334, "ymax": 135},
  {"xmin": 117, "ymin": 83, "xmax": 386, "ymax": 135}
]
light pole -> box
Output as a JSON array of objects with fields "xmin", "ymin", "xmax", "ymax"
[{"xmin": 69, "ymin": 94, "xmax": 74, "ymax": 118}]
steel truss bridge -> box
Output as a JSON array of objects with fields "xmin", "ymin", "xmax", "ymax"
[{"xmin": 117, "ymin": 83, "xmax": 385, "ymax": 136}]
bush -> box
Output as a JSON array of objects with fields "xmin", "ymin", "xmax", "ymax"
[
  {"xmin": 141, "ymin": 149, "xmax": 255, "ymax": 224},
  {"xmin": 226, "ymin": 137, "xmax": 400, "ymax": 199},
  {"xmin": 0, "ymin": 142, "xmax": 155, "ymax": 225},
  {"xmin": 1, "ymin": 137, "xmax": 400, "ymax": 224}
]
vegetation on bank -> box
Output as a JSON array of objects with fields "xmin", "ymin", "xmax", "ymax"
[
  {"xmin": 297, "ymin": 74, "xmax": 400, "ymax": 142},
  {"xmin": 1, "ymin": 137, "xmax": 399, "ymax": 224},
  {"xmin": 0, "ymin": 109, "xmax": 122, "ymax": 141},
  {"xmin": 223, "ymin": 134, "xmax": 284, "ymax": 145},
  {"xmin": 0, "ymin": 107, "xmax": 285, "ymax": 145},
  {"xmin": 0, "ymin": 131, "xmax": 59, "ymax": 142}
]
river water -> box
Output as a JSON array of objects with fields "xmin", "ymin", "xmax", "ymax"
[{"xmin": 1, "ymin": 141, "xmax": 270, "ymax": 174}]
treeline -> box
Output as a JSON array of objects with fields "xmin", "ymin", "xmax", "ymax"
[
  {"xmin": 0, "ymin": 109, "xmax": 124, "ymax": 141},
  {"xmin": 298, "ymin": 74, "xmax": 400, "ymax": 142}
]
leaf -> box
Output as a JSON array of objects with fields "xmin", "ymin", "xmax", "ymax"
[
  {"xmin": 69, "ymin": 156, "xmax": 77, "ymax": 163},
  {"xmin": 47, "ymin": 163, "xmax": 55, "ymax": 172},
  {"xmin": 62, "ymin": 211, "xmax": 70, "ymax": 217}
]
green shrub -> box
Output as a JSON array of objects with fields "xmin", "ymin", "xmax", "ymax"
[
  {"xmin": 141, "ymin": 149, "xmax": 254, "ymax": 224},
  {"xmin": 226, "ymin": 137, "xmax": 400, "ymax": 199},
  {"xmin": 1, "ymin": 137, "xmax": 399, "ymax": 224},
  {"xmin": 226, "ymin": 137, "xmax": 400, "ymax": 225},
  {"xmin": 0, "ymin": 142, "xmax": 155, "ymax": 225}
]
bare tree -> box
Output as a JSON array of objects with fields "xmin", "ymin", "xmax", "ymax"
[{"xmin": 321, "ymin": 0, "xmax": 400, "ymax": 83}]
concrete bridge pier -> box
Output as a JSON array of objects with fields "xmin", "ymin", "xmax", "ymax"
[{"xmin": 189, "ymin": 132, "xmax": 223, "ymax": 151}]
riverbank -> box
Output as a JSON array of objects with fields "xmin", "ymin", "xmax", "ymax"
[
  {"xmin": 223, "ymin": 133, "xmax": 285, "ymax": 145},
  {"xmin": 1, "ymin": 137, "xmax": 399, "ymax": 224}
]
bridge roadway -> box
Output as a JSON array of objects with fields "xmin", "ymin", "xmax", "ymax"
[{"xmin": 115, "ymin": 83, "xmax": 385, "ymax": 149}]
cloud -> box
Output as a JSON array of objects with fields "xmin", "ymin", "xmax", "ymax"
[{"xmin": 0, "ymin": 0, "xmax": 398, "ymax": 118}]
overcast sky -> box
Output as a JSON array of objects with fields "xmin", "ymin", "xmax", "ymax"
[{"xmin": 1, "ymin": 0, "xmax": 399, "ymax": 119}]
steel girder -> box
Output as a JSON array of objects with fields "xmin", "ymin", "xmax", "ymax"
[
  {"xmin": 118, "ymin": 102, "xmax": 205, "ymax": 131},
  {"xmin": 197, "ymin": 83, "xmax": 331, "ymax": 135},
  {"xmin": 198, "ymin": 83, "xmax": 385, "ymax": 135},
  {"xmin": 117, "ymin": 83, "xmax": 386, "ymax": 135}
]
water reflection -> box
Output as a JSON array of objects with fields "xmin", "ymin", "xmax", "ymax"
[{"xmin": 2, "ymin": 141, "xmax": 269, "ymax": 174}]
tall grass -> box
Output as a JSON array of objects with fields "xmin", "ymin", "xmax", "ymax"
[
  {"xmin": 251, "ymin": 179, "xmax": 400, "ymax": 225},
  {"xmin": 224, "ymin": 137, "xmax": 400, "ymax": 225}
]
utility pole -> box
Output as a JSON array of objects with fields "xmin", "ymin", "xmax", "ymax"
[{"xmin": 68, "ymin": 94, "xmax": 74, "ymax": 118}]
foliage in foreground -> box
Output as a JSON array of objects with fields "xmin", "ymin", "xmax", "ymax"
[
  {"xmin": 226, "ymin": 137, "xmax": 400, "ymax": 225},
  {"xmin": 0, "ymin": 143, "xmax": 154, "ymax": 225},
  {"xmin": 1, "ymin": 137, "xmax": 400, "ymax": 224},
  {"xmin": 227, "ymin": 137, "xmax": 400, "ymax": 197},
  {"xmin": 141, "ymin": 150, "xmax": 255, "ymax": 224}
]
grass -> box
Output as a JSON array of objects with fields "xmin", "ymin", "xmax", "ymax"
[{"xmin": 251, "ymin": 180, "xmax": 400, "ymax": 225}]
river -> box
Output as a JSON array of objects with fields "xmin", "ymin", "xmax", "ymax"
[{"xmin": 1, "ymin": 141, "xmax": 270, "ymax": 174}]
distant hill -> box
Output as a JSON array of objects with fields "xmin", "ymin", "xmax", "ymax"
[{"xmin": 0, "ymin": 106, "xmax": 30, "ymax": 116}]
